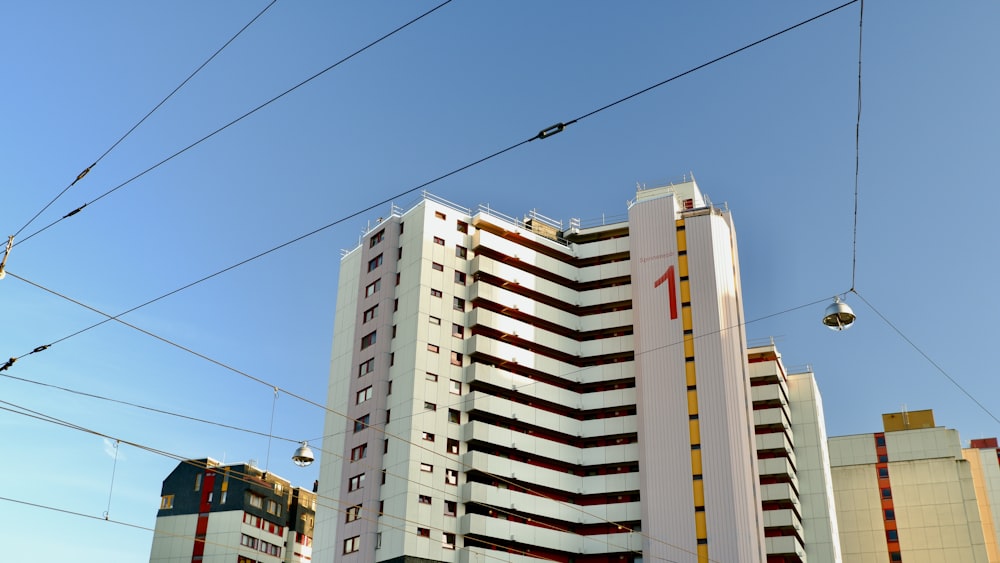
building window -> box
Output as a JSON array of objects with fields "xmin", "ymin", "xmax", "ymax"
[
  {"xmin": 443, "ymin": 532, "xmax": 456, "ymax": 550},
  {"xmin": 392, "ymin": 325, "xmax": 397, "ymax": 338},
  {"xmin": 419, "ymin": 494, "xmax": 432, "ymax": 505},
  {"xmin": 434, "ymin": 236, "xmax": 445, "ymax": 245},
  {"xmin": 450, "ymin": 379, "xmax": 462, "ymax": 394},
  {"xmin": 399, "ymin": 222, "xmax": 404, "ymax": 234},
  {"xmin": 348, "ymin": 473, "xmax": 365, "ymax": 492},
  {"xmin": 878, "ymin": 467, "xmax": 889, "ymax": 478},
  {"xmin": 382, "ymin": 469, "xmax": 387, "ymax": 484},
  {"xmin": 385, "ymin": 409, "xmax": 390, "ymax": 423},
  {"xmin": 356, "ymin": 386, "xmax": 373, "ymax": 404},
  {"xmin": 362, "ymin": 304, "xmax": 378, "ymax": 323},
  {"xmin": 396, "ymin": 272, "xmax": 400, "ymax": 286},
  {"xmin": 879, "ymin": 455, "xmax": 889, "ymax": 463},
  {"xmin": 446, "ymin": 469, "xmax": 458, "ymax": 485},
  {"xmin": 361, "ymin": 331, "xmax": 377, "ymax": 349},
  {"xmin": 398, "ymin": 246, "xmax": 403, "ymax": 259},
  {"xmin": 435, "ymin": 211, "xmax": 447, "ymax": 220},
  {"xmin": 351, "ymin": 444, "xmax": 368, "ymax": 461},
  {"xmin": 344, "ymin": 535, "xmax": 361, "ymax": 554},
  {"xmin": 384, "ymin": 438, "xmax": 389, "ymax": 454},
  {"xmin": 424, "ymin": 401, "xmax": 437, "ymax": 411},
  {"xmin": 428, "ymin": 344, "xmax": 439, "ymax": 353},
  {"xmin": 426, "ymin": 372, "xmax": 438, "ymax": 382},
  {"xmin": 368, "ymin": 254, "xmax": 383, "ymax": 272},
  {"xmin": 431, "ymin": 288, "xmax": 442, "ymax": 298},
  {"xmin": 394, "ymin": 297, "xmax": 399, "ymax": 311},
  {"xmin": 194, "ymin": 473, "xmax": 202, "ymax": 491},
  {"xmin": 448, "ymin": 409, "xmax": 460, "ymax": 423},
  {"xmin": 885, "ymin": 508, "xmax": 895, "ymax": 520},
  {"xmin": 432, "ymin": 262, "xmax": 444, "ymax": 271},
  {"xmin": 450, "ymin": 353, "xmax": 463, "ymax": 367},
  {"xmin": 420, "ymin": 463, "xmax": 433, "ymax": 473},
  {"xmin": 359, "ymin": 358, "xmax": 375, "ymax": 377},
  {"xmin": 455, "ymin": 245, "xmax": 467, "ymax": 259},
  {"xmin": 247, "ymin": 492, "xmax": 264, "ymax": 509},
  {"xmin": 453, "ymin": 297, "xmax": 465, "ymax": 311},
  {"xmin": 447, "ymin": 438, "xmax": 459, "ymax": 454},
  {"xmin": 457, "ymin": 221, "xmax": 468, "ymax": 233},
  {"xmin": 881, "ymin": 488, "xmax": 892, "ymax": 499},
  {"xmin": 390, "ymin": 352, "xmax": 394, "ymax": 366},
  {"xmin": 876, "ymin": 436, "xmax": 886, "ymax": 446},
  {"xmin": 370, "ymin": 230, "xmax": 384, "ymax": 247},
  {"xmin": 354, "ymin": 414, "xmax": 370, "ymax": 432},
  {"xmin": 429, "ymin": 316, "xmax": 441, "ymax": 325},
  {"xmin": 159, "ymin": 495, "xmax": 174, "ymax": 509},
  {"xmin": 890, "ymin": 552, "xmax": 902, "ymax": 562},
  {"xmin": 454, "ymin": 271, "xmax": 466, "ymax": 284},
  {"xmin": 346, "ymin": 504, "xmax": 362, "ymax": 522},
  {"xmin": 379, "ymin": 500, "xmax": 385, "ymax": 515},
  {"xmin": 365, "ymin": 279, "xmax": 381, "ymax": 297},
  {"xmin": 452, "ymin": 324, "xmax": 464, "ymax": 338},
  {"xmin": 265, "ymin": 499, "xmax": 281, "ymax": 516},
  {"xmin": 887, "ymin": 530, "xmax": 899, "ymax": 541},
  {"xmin": 445, "ymin": 500, "xmax": 457, "ymax": 516},
  {"xmin": 417, "ymin": 527, "xmax": 430, "ymax": 537},
  {"xmin": 422, "ymin": 432, "xmax": 435, "ymax": 442}
]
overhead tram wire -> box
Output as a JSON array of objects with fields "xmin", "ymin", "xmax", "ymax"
[
  {"xmin": 16, "ymin": 0, "xmax": 856, "ymax": 253},
  {"xmin": 12, "ymin": 0, "xmax": 455, "ymax": 248},
  {"xmin": 4, "ymin": 268, "xmax": 827, "ymax": 563},
  {"xmin": 850, "ymin": 0, "xmax": 864, "ymax": 292},
  {"xmin": 7, "ymin": 0, "xmax": 863, "ymax": 345},
  {"xmin": 10, "ymin": 0, "xmax": 280, "ymax": 241}
]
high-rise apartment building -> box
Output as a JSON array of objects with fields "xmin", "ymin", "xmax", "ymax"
[
  {"xmin": 749, "ymin": 343, "xmax": 842, "ymax": 563},
  {"xmin": 315, "ymin": 180, "xmax": 770, "ymax": 562},
  {"xmin": 149, "ymin": 459, "xmax": 316, "ymax": 563},
  {"xmin": 963, "ymin": 437, "xmax": 1000, "ymax": 561},
  {"xmin": 829, "ymin": 410, "xmax": 990, "ymax": 562}
]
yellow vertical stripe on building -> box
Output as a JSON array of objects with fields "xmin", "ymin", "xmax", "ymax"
[
  {"xmin": 695, "ymin": 511, "xmax": 707, "ymax": 538},
  {"xmin": 691, "ymin": 449, "xmax": 702, "ymax": 475},
  {"xmin": 679, "ymin": 217, "xmax": 706, "ymax": 563},
  {"xmin": 692, "ymin": 479, "xmax": 705, "ymax": 506}
]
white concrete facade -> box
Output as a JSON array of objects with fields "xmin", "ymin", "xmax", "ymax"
[{"xmin": 316, "ymin": 182, "xmax": 788, "ymax": 562}]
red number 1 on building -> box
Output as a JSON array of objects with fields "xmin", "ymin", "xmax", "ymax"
[{"xmin": 654, "ymin": 265, "xmax": 678, "ymax": 320}]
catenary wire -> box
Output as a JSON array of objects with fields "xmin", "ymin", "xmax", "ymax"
[
  {"xmin": 10, "ymin": 0, "xmax": 279, "ymax": 240},
  {"xmin": 4, "ymin": 269, "xmax": 828, "ymax": 562},
  {"xmin": 851, "ymin": 289, "xmax": 1000, "ymax": 426},
  {"xmin": 13, "ymin": 0, "xmax": 454, "ymax": 248},
  {"xmin": 17, "ymin": 0, "xmax": 854, "ymax": 252},
  {"xmin": 4, "ymin": 0, "xmax": 863, "ymax": 363}
]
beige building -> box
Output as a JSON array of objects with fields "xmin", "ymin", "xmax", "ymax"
[
  {"xmin": 963, "ymin": 437, "xmax": 1000, "ymax": 561},
  {"xmin": 829, "ymin": 410, "xmax": 989, "ymax": 562}
]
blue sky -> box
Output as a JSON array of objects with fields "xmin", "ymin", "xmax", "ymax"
[{"xmin": 2, "ymin": 1, "xmax": 998, "ymax": 560}]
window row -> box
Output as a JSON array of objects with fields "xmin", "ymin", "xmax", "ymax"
[
  {"xmin": 417, "ymin": 464, "xmax": 460, "ymax": 485},
  {"xmin": 416, "ymin": 497, "xmax": 458, "ymax": 516},
  {"xmin": 416, "ymin": 528, "xmax": 456, "ymax": 549},
  {"xmin": 241, "ymin": 534, "xmax": 281, "ymax": 557},
  {"xmin": 430, "ymin": 262, "xmax": 467, "ymax": 285}
]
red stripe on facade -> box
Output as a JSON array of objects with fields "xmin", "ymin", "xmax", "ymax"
[
  {"xmin": 874, "ymin": 433, "xmax": 900, "ymax": 561},
  {"xmin": 191, "ymin": 470, "xmax": 216, "ymax": 562}
]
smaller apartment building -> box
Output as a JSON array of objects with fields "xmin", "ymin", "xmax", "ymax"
[
  {"xmin": 749, "ymin": 343, "xmax": 841, "ymax": 563},
  {"xmin": 829, "ymin": 410, "xmax": 990, "ymax": 563},
  {"xmin": 149, "ymin": 459, "xmax": 316, "ymax": 563}
]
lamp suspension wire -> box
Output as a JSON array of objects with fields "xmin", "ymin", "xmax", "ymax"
[
  {"xmin": 264, "ymin": 386, "xmax": 278, "ymax": 473},
  {"xmin": 850, "ymin": 0, "xmax": 864, "ymax": 293},
  {"xmin": 104, "ymin": 439, "xmax": 120, "ymax": 520}
]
